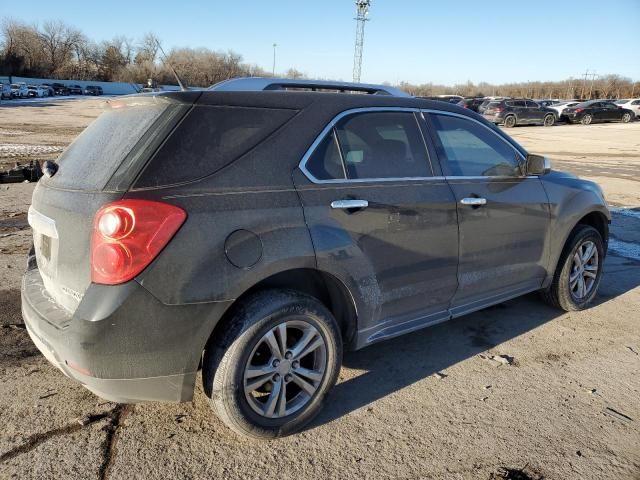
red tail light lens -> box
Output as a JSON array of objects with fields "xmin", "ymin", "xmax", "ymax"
[
  {"xmin": 494, "ymin": 107, "xmax": 504, "ymax": 113},
  {"xmin": 574, "ymin": 108, "xmax": 584, "ymax": 113},
  {"xmin": 91, "ymin": 200, "xmax": 186, "ymax": 285}
]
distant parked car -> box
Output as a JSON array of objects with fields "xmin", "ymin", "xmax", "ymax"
[
  {"xmin": 27, "ymin": 85, "xmax": 46, "ymax": 98},
  {"xmin": 40, "ymin": 84, "xmax": 54, "ymax": 97},
  {"xmin": 548, "ymin": 101, "xmax": 581, "ymax": 120},
  {"xmin": 68, "ymin": 84, "xmax": 83, "ymax": 95},
  {"xmin": 52, "ymin": 83, "xmax": 70, "ymax": 96},
  {"xmin": 84, "ymin": 85, "xmax": 103, "ymax": 96},
  {"xmin": 0, "ymin": 82, "xmax": 11, "ymax": 99},
  {"xmin": 418, "ymin": 95, "xmax": 463, "ymax": 104},
  {"xmin": 563, "ymin": 100, "xmax": 634, "ymax": 125},
  {"xmin": 10, "ymin": 83, "xmax": 29, "ymax": 98},
  {"xmin": 536, "ymin": 99, "xmax": 560, "ymax": 107},
  {"xmin": 457, "ymin": 97, "xmax": 485, "ymax": 112},
  {"xmin": 483, "ymin": 98, "xmax": 557, "ymax": 127},
  {"xmin": 614, "ymin": 99, "xmax": 640, "ymax": 119},
  {"xmin": 477, "ymin": 97, "xmax": 508, "ymax": 114}
]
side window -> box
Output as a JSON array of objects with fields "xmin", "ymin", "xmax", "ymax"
[
  {"xmin": 334, "ymin": 112, "xmax": 431, "ymax": 179},
  {"xmin": 429, "ymin": 113, "xmax": 521, "ymax": 177},
  {"xmin": 525, "ymin": 100, "xmax": 539, "ymax": 108},
  {"xmin": 632, "ymin": 100, "xmax": 640, "ymax": 105},
  {"xmin": 305, "ymin": 132, "xmax": 345, "ymax": 180}
]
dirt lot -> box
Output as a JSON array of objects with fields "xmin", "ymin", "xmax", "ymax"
[{"xmin": 1, "ymin": 98, "xmax": 639, "ymax": 480}]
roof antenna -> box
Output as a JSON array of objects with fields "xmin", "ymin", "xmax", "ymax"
[{"xmin": 155, "ymin": 39, "xmax": 188, "ymax": 91}]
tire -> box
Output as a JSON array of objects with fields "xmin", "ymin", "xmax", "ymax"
[
  {"xmin": 541, "ymin": 225, "xmax": 605, "ymax": 311},
  {"xmin": 203, "ymin": 289, "xmax": 342, "ymax": 439},
  {"xmin": 504, "ymin": 115, "xmax": 516, "ymax": 128},
  {"xmin": 621, "ymin": 112, "xmax": 631, "ymax": 123},
  {"xmin": 581, "ymin": 114, "xmax": 592, "ymax": 125},
  {"xmin": 543, "ymin": 114, "xmax": 555, "ymax": 127}
]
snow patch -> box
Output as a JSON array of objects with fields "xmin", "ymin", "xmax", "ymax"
[{"xmin": 0, "ymin": 144, "xmax": 64, "ymax": 158}]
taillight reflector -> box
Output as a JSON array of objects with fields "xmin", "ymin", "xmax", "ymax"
[{"xmin": 91, "ymin": 200, "xmax": 186, "ymax": 285}]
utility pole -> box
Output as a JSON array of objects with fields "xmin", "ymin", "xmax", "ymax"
[
  {"xmin": 580, "ymin": 70, "xmax": 589, "ymax": 99},
  {"xmin": 272, "ymin": 43, "xmax": 277, "ymax": 76},
  {"xmin": 588, "ymin": 71, "xmax": 597, "ymax": 99},
  {"xmin": 352, "ymin": 0, "xmax": 370, "ymax": 83}
]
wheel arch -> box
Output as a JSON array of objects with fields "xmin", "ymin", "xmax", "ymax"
[{"xmin": 203, "ymin": 267, "xmax": 358, "ymax": 357}]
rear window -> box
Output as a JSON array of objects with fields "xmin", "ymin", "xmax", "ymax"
[
  {"xmin": 135, "ymin": 106, "xmax": 297, "ymax": 188},
  {"xmin": 44, "ymin": 99, "xmax": 173, "ymax": 190}
]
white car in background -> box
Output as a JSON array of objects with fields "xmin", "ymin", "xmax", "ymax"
[
  {"xmin": 548, "ymin": 100, "xmax": 581, "ymax": 119},
  {"xmin": 0, "ymin": 82, "xmax": 12, "ymax": 99},
  {"xmin": 27, "ymin": 85, "xmax": 48, "ymax": 98},
  {"xmin": 614, "ymin": 99, "xmax": 640, "ymax": 119},
  {"xmin": 10, "ymin": 83, "xmax": 29, "ymax": 98}
]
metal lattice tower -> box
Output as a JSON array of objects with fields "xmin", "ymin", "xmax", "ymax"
[{"xmin": 352, "ymin": 0, "xmax": 370, "ymax": 83}]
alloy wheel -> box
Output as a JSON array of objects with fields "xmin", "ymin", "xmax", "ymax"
[
  {"xmin": 243, "ymin": 320, "xmax": 327, "ymax": 419},
  {"xmin": 582, "ymin": 114, "xmax": 592, "ymax": 125},
  {"xmin": 569, "ymin": 240, "xmax": 599, "ymax": 300},
  {"xmin": 622, "ymin": 113, "xmax": 631, "ymax": 123}
]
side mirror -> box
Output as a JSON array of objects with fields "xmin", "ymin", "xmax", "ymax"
[{"xmin": 525, "ymin": 154, "xmax": 551, "ymax": 176}]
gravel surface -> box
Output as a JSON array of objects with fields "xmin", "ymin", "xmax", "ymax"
[{"xmin": 0, "ymin": 98, "xmax": 639, "ymax": 480}]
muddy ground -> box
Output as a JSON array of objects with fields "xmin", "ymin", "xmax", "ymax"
[{"xmin": 0, "ymin": 98, "xmax": 639, "ymax": 480}]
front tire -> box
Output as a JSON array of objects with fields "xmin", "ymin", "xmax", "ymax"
[
  {"xmin": 541, "ymin": 225, "xmax": 605, "ymax": 311},
  {"xmin": 203, "ymin": 289, "xmax": 342, "ymax": 439},
  {"xmin": 621, "ymin": 112, "xmax": 631, "ymax": 123}
]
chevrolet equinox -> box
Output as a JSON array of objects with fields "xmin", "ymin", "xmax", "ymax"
[{"xmin": 22, "ymin": 78, "xmax": 610, "ymax": 438}]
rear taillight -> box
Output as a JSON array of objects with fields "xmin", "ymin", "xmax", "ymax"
[
  {"xmin": 91, "ymin": 200, "xmax": 186, "ymax": 285},
  {"xmin": 494, "ymin": 107, "xmax": 504, "ymax": 113},
  {"xmin": 574, "ymin": 108, "xmax": 584, "ymax": 113}
]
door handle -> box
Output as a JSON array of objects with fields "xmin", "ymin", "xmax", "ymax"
[
  {"xmin": 331, "ymin": 199, "xmax": 369, "ymax": 209},
  {"xmin": 460, "ymin": 197, "xmax": 487, "ymax": 207}
]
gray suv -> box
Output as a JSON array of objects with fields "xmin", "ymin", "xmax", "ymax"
[
  {"xmin": 22, "ymin": 78, "xmax": 609, "ymax": 439},
  {"xmin": 483, "ymin": 98, "xmax": 558, "ymax": 127}
]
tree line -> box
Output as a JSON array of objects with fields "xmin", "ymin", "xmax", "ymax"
[{"xmin": 1, "ymin": 17, "xmax": 638, "ymax": 98}]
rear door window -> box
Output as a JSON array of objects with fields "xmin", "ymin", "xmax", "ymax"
[
  {"xmin": 136, "ymin": 106, "xmax": 297, "ymax": 188},
  {"xmin": 334, "ymin": 111, "xmax": 431, "ymax": 179}
]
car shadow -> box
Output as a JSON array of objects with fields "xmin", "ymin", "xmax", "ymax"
[{"xmin": 308, "ymin": 252, "xmax": 640, "ymax": 430}]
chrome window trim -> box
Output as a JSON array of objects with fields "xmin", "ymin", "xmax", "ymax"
[
  {"xmin": 298, "ymin": 107, "xmax": 536, "ymax": 185},
  {"xmin": 299, "ymin": 107, "xmax": 439, "ymax": 184}
]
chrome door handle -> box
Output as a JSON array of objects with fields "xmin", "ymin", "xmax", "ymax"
[
  {"xmin": 331, "ymin": 199, "xmax": 369, "ymax": 209},
  {"xmin": 460, "ymin": 197, "xmax": 487, "ymax": 206}
]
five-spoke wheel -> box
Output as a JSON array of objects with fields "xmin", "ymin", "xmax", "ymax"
[
  {"xmin": 203, "ymin": 290, "xmax": 342, "ymax": 439},
  {"xmin": 243, "ymin": 321, "xmax": 327, "ymax": 419}
]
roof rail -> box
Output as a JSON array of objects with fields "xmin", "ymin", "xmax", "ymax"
[{"xmin": 208, "ymin": 77, "xmax": 411, "ymax": 97}]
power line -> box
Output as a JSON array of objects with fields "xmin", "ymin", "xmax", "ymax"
[{"xmin": 352, "ymin": 0, "xmax": 370, "ymax": 83}]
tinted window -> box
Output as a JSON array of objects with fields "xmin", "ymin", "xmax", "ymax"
[
  {"xmin": 526, "ymin": 101, "xmax": 539, "ymax": 108},
  {"xmin": 429, "ymin": 113, "xmax": 520, "ymax": 177},
  {"xmin": 138, "ymin": 106, "xmax": 296, "ymax": 187},
  {"xmin": 334, "ymin": 112, "xmax": 431, "ymax": 179},
  {"xmin": 306, "ymin": 133, "xmax": 345, "ymax": 180},
  {"xmin": 512, "ymin": 100, "xmax": 526, "ymax": 107},
  {"xmin": 632, "ymin": 100, "xmax": 640, "ymax": 105}
]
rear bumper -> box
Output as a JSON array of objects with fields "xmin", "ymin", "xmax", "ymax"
[
  {"xmin": 482, "ymin": 113, "xmax": 503, "ymax": 124},
  {"xmin": 21, "ymin": 267, "xmax": 232, "ymax": 403}
]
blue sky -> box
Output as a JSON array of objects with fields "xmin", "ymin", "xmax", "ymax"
[{"xmin": 12, "ymin": 0, "xmax": 640, "ymax": 84}]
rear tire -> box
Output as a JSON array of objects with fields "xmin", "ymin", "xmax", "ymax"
[
  {"xmin": 543, "ymin": 114, "xmax": 555, "ymax": 127},
  {"xmin": 621, "ymin": 112, "xmax": 631, "ymax": 123},
  {"xmin": 504, "ymin": 115, "xmax": 516, "ymax": 128},
  {"xmin": 581, "ymin": 114, "xmax": 592, "ymax": 125},
  {"xmin": 203, "ymin": 289, "xmax": 342, "ymax": 439},
  {"xmin": 541, "ymin": 225, "xmax": 604, "ymax": 311}
]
